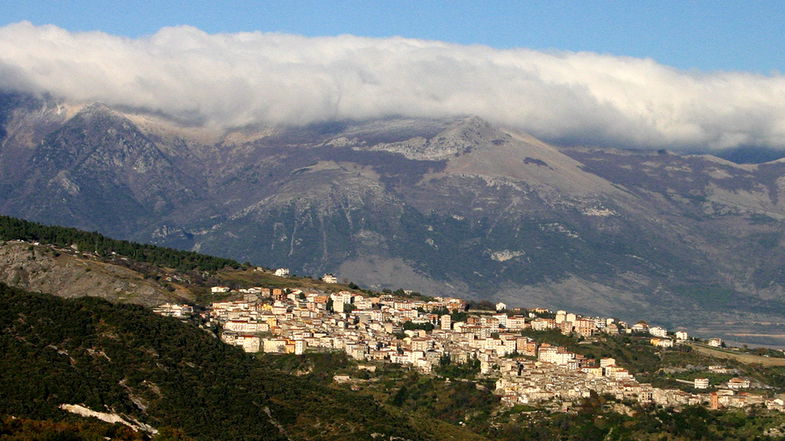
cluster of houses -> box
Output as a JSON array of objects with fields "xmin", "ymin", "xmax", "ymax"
[
  {"xmin": 152, "ymin": 303, "xmax": 193, "ymax": 318},
  {"xmin": 156, "ymin": 284, "xmax": 784, "ymax": 413}
]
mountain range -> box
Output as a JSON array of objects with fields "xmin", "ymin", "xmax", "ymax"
[{"xmin": 2, "ymin": 91, "xmax": 785, "ymax": 345}]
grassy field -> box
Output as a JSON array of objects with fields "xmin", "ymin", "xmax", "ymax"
[
  {"xmin": 688, "ymin": 342, "xmax": 785, "ymax": 366},
  {"xmin": 217, "ymin": 268, "xmax": 361, "ymax": 292}
]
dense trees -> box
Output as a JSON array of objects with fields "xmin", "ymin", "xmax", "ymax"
[
  {"xmin": 0, "ymin": 415, "xmax": 150, "ymax": 441},
  {"xmin": 0, "ymin": 284, "xmax": 430, "ymax": 441},
  {"xmin": 0, "ymin": 215, "xmax": 240, "ymax": 272}
]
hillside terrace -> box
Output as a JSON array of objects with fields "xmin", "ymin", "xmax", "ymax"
[{"xmin": 156, "ymin": 285, "xmax": 784, "ymax": 413}]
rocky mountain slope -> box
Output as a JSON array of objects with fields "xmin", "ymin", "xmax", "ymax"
[
  {"xmin": 0, "ymin": 240, "xmax": 189, "ymax": 306},
  {"xmin": 2, "ymin": 92, "xmax": 785, "ymax": 344}
]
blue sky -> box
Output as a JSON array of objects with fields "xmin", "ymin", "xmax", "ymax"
[{"xmin": 1, "ymin": 0, "xmax": 784, "ymax": 74}]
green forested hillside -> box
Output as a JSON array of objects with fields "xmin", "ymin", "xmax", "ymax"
[
  {"xmin": 0, "ymin": 283, "xmax": 432, "ymax": 441},
  {"xmin": 0, "ymin": 215, "xmax": 240, "ymax": 272}
]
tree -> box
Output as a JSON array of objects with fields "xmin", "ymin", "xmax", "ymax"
[{"xmin": 154, "ymin": 427, "xmax": 194, "ymax": 441}]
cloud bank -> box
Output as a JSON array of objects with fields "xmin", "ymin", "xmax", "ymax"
[{"xmin": 1, "ymin": 21, "xmax": 785, "ymax": 150}]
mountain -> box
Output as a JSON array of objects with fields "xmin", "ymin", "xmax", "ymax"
[
  {"xmin": 714, "ymin": 146, "xmax": 785, "ymax": 165},
  {"xmin": 2, "ymin": 92, "xmax": 785, "ymax": 345}
]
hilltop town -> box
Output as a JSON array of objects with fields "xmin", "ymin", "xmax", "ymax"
[{"xmin": 155, "ymin": 271, "xmax": 785, "ymax": 414}]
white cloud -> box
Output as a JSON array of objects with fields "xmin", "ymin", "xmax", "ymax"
[{"xmin": 1, "ymin": 21, "xmax": 785, "ymax": 150}]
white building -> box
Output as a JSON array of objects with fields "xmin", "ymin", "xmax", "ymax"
[
  {"xmin": 274, "ymin": 268, "xmax": 290, "ymax": 277},
  {"xmin": 506, "ymin": 316, "xmax": 527, "ymax": 329},
  {"xmin": 694, "ymin": 378, "xmax": 710, "ymax": 389},
  {"xmin": 708, "ymin": 338, "xmax": 723, "ymax": 347},
  {"xmin": 649, "ymin": 326, "xmax": 668, "ymax": 338},
  {"xmin": 263, "ymin": 339, "xmax": 288, "ymax": 353},
  {"xmin": 492, "ymin": 313, "xmax": 508, "ymax": 327},
  {"xmin": 538, "ymin": 344, "xmax": 575, "ymax": 365},
  {"xmin": 235, "ymin": 335, "xmax": 260, "ymax": 353},
  {"xmin": 727, "ymin": 378, "xmax": 751, "ymax": 389},
  {"xmin": 224, "ymin": 320, "xmax": 268, "ymax": 333},
  {"xmin": 152, "ymin": 303, "xmax": 193, "ymax": 318},
  {"xmin": 495, "ymin": 302, "xmax": 507, "ymax": 311},
  {"xmin": 294, "ymin": 339, "xmax": 306, "ymax": 355},
  {"xmin": 531, "ymin": 318, "xmax": 555, "ymax": 331},
  {"xmin": 675, "ymin": 331, "xmax": 689, "ymax": 341},
  {"xmin": 600, "ymin": 358, "xmax": 616, "ymax": 368},
  {"xmin": 211, "ymin": 286, "xmax": 231, "ymax": 293},
  {"xmin": 322, "ymin": 274, "xmax": 338, "ymax": 284}
]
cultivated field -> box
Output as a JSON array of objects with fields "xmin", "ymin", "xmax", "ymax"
[{"xmin": 688, "ymin": 343, "xmax": 785, "ymax": 366}]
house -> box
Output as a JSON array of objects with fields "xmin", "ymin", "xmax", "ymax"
[
  {"xmin": 440, "ymin": 314, "xmax": 452, "ymax": 330},
  {"xmin": 573, "ymin": 319, "xmax": 596, "ymax": 337},
  {"xmin": 516, "ymin": 337, "xmax": 538, "ymax": 356},
  {"xmin": 708, "ymin": 338, "xmax": 723, "ymax": 347},
  {"xmin": 530, "ymin": 318, "xmax": 556, "ymax": 331},
  {"xmin": 495, "ymin": 302, "xmax": 507, "ymax": 311},
  {"xmin": 152, "ymin": 303, "xmax": 193, "ymax": 318},
  {"xmin": 211, "ymin": 286, "xmax": 231, "ymax": 293},
  {"xmin": 262, "ymin": 338, "xmax": 288, "ymax": 353},
  {"xmin": 506, "ymin": 316, "xmax": 528, "ymax": 329},
  {"xmin": 582, "ymin": 366, "xmax": 604, "ymax": 377},
  {"xmin": 648, "ymin": 326, "xmax": 668, "ymax": 338},
  {"xmin": 235, "ymin": 335, "xmax": 261, "ymax": 353},
  {"xmin": 322, "ymin": 273, "xmax": 338, "ymax": 284},
  {"xmin": 274, "ymin": 268, "xmax": 290, "ymax": 277},
  {"xmin": 650, "ymin": 338, "xmax": 674, "ymax": 348},
  {"xmin": 558, "ymin": 320, "xmax": 574, "ymax": 335},
  {"xmin": 675, "ymin": 331, "xmax": 689, "ymax": 341},
  {"xmin": 537, "ymin": 344, "xmax": 575, "ymax": 365},
  {"xmin": 694, "ymin": 378, "xmax": 710, "ymax": 389},
  {"xmin": 727, "ymin": 377, "xmax": 751, "ymax": 389},
  {"xmin": 600, "ymin": 358, "xmax": 616, "ymax": 368}
]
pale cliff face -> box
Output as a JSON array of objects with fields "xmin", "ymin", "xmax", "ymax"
[{"xmin": 0, "ymin": 241, "xmax": 190, "ymax": 306}]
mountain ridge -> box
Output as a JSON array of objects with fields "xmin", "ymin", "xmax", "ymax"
[{"xmin": 2, "ymin": 92, "xmax": 785, "ymax": 345}]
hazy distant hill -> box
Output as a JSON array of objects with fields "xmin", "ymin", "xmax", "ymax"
[{"xmin": 3, "ymin": 92, "xmax": 785, "ymax": 344}]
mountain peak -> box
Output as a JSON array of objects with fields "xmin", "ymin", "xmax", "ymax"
[
  {"xmin": 357, "ymin": 116, "xmax": 511, "ymax": 160},
  {"xmin": 76, "ymin": 102, "xmax": 115, "ymax": 117},
  {"xmin": 438, "ymin": 115, "xmax": 508, "ymax": 146}
]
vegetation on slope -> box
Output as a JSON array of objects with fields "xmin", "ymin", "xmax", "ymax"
[
  {"xmin": 488, "ymin": 399, "xmax": 785, "ymax": 441},
  {"xmin": 0, "ymin": 214, "xmax": 399, "ymax": 306},
  {"xmin": 0, "ymin": 283, "xmax": 432, "ymax": 441},
  {"xmin": 0, "ymin": 415, "xmax": 159, "ymax": 441},
  {"xmin": 266, "ymin": 351, "xmax": 785, "ymax": 441},
  {"xmin": 0, "ymin": 215, "xmax": 240, "ymax": 272}
]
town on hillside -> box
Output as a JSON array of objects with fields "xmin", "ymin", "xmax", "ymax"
[{"xmin": 154, "ymin": 272, "xmax": 785, "ymax": 413}]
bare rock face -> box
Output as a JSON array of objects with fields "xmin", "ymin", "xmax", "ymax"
[
  {"xmin": 366, "ymin": 116, "xmax": 506, "ymax": 160},
  {"xmin": 0, "ymin": 241, "xmax": 188, "ymax": 307},
  {"xmin": 3, "ymin": 92, "xmax": 785, "ymax": 344}
]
